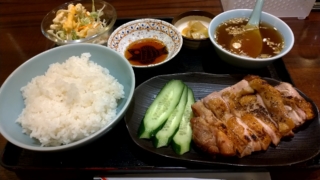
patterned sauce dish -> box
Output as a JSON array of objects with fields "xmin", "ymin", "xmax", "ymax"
[{"xmin": 107, "ymin": 18, "xmax": 183, "ymax": 68}]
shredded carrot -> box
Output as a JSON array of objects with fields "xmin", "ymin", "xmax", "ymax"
[{"xmin": 48, "ymin": 1, "xmax": 107, "ymax": 40}]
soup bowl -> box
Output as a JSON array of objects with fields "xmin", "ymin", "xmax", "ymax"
[{"xmin": 208, "ymin": 9, "xmax": 294, "ymax": 69}]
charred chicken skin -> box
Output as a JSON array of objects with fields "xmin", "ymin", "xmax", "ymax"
[{"xmin": 191, "ymin": 75, "xmax": 315, "ymax": 158}]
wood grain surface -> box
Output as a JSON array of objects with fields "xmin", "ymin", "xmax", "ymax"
[{"xmin": 1, "ymin": 0, "xmax": 320, "ymax": 179}]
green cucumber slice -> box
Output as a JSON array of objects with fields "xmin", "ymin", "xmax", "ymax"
[
  {"xmin": 153, "ymin": 85, "xmax": 188, "ymax": 148},
  {"xmin": 138, "ymin": 79, "xmax": 185, "ymax": 139},
  {"xmin": 172, "ymin": 87, "xmax": 195, "ymax": 155}
]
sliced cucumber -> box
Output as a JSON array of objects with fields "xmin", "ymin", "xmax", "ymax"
[
  {"xmin": 153, "ymin": 85, "xmax": 188, "ymax": 148},
  {"xmin": 172, "ymin": 87, "xmax": 195, "ymax": 155},
  {"xmin": 138, "ymin": 79, "xmax": 185, "ymax": 139}
]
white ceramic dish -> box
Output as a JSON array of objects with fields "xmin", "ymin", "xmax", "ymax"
[
  {"xmin": 208, "ymin": 9, "xmax": 294, "ymax": 69},
  {"xmin": 174, "ymin": 16, "xmax": 212, "ymax": 33},
  {"xmin": 107, "ymin": 18, "xmax": 183, "ymax": 68},
  {"xmin": 0, "ymin": 44, "xmax": 135, "ymax": 152},
  {"xmin": 172, "ymin": 10, "xmax": 214, "ymax": 49}
]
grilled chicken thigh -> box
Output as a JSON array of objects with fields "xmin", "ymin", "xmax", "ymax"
[
  {"xmin": 190, "ymin": 75, "xmax": 315, "ymax": 158},
  {"xmin": 245, "ymin": 75, "xmax": 296, "ymax": 136},
  {"xmin": 275, "ymin": 82, "xmax": 315, "ymax": 127}
]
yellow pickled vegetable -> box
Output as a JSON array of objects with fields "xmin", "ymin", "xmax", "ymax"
[{"xmin": 182, "ymin": 21, "xmax": 208, "ymax": 39}]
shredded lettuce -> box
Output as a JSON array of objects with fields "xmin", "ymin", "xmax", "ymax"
[{"xmin": 48, "ymin": 0, "xmax": 106, "ymax": 41}]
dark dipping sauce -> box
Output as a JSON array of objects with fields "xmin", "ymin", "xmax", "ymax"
[
  {"xmin": 215, "ymin": 17, "xmax": 284, "ymax": 58},
  {"xmin": 124, "ymin": 38, "xmax": 168, "ymax": 66}
]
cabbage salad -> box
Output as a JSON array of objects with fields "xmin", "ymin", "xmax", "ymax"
[{"xmin": 47, "ymin": 0, "xmax": 107, "ymax": 41}]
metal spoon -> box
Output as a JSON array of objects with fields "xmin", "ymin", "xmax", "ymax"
[{"xmin": 230, "ymin": 0, "xmax": 264, "ymax": 58}]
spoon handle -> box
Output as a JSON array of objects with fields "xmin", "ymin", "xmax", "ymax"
[{"xmin": 248, "ymin": 0, "xmax": 264, "ymax": 26}]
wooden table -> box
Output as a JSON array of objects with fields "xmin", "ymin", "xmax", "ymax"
[{"xmin": 1, "ymin": 0, "xmax": 320, "ymax": 179}]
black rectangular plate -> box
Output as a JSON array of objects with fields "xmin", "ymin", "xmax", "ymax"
[{"xmin": 124, "ymin": 72, "xmax": 320, "ymax": 167}]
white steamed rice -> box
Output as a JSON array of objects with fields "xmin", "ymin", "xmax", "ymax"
[{"xmin": 16, "ymin": 53, "xmax": 124, "ymax": 147}]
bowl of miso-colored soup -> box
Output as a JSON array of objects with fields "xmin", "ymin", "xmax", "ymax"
[{"xmin": 208, "ymin": 9, "xmax": 294, "ymax": 69}]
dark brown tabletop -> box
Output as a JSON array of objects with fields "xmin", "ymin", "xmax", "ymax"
[{"xmin": 1, "ymin": 0, "xmax": 320, "ymax": 179}]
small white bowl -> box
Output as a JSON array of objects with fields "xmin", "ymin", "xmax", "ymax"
[
  {"xmin": 172, "ymin": 10, "xmax": 214, "ymax": 50},
  {"xmin": 208, "ymin": 9, "xmax": 294, "ymax": 69},
  {"xmin": 107, "ymin": 18, "xmax": 183, "ymax": 68}
]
